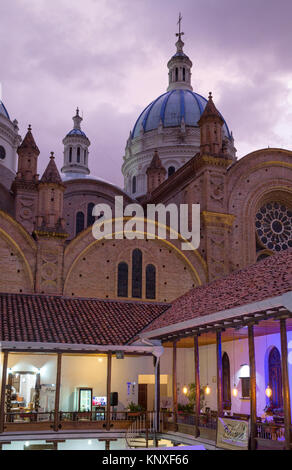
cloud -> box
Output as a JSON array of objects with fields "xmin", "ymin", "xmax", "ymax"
[{"xmin": 0, "ymin": 0, "xmax": 292, "ymax": 188}]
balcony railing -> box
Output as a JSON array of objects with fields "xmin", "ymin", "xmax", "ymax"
[{"xmin": 2, "ymin": 410, "xmax": 289, "ymax": 450}]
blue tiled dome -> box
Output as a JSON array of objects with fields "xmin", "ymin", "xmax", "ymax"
[
  {"xmin": 0, "ymin": 101, "xmax": 10, "ymax": 120},
  {"xmin": 131, "ymin": 89, "xmax": 231, "ymax": 139},
  {"xmin": 67, "ymin": 128, "xmax": 87, "ymax": 137}
]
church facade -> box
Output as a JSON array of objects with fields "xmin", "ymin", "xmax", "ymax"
[
  {"xmin": 0, "ymin": 25, "xmax": 292, "ymax": 450},
  {"xmin": 0, "ymin": 31, "xmax": 291, "ymax": 304}
]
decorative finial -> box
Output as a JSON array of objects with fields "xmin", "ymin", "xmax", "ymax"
[
  {"xmin": 176, "ymin": 12, "xmax": 184, "ymax": 41},
  {"xmin": 76, "ymin": 107, "xmax": 79, "ymax": 116},
  {"xmin": 50, "ymin": 151, "xmax": 54, "ymax": 159},
  {"xmin": 28, "ymin": 124, "xmax": 32, "ymax": 131},
  {"xmin": 209, "ymin": 92, "xmax": 213, "ymax": 100}
]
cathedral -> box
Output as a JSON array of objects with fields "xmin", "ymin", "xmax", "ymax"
[
  {"xmin": 0, "ymin": 29, "xmax": 291, "ymax": 302},
  {"xmin": 0, "ymin": 24, "xmax": 292, "ymax": 451}
]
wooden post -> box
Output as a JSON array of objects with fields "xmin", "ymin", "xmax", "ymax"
[
  {"xmin": 194, "ymin": 335, "xmax": 200, "ymax": 437},
  {"xmin": 106, "ymin": 352, "xmax": 112, "ymax": 431},
  {"xmin": 248, "ymin": 324, "xmax": 257, "ymax": 450},
  {"xmin": 172, "ymin": 340, "xmax": 178, "ymax": 431},
  {"xmin": 216, "ymin": 330, "xmax": 223, "ymax": 417},
  {"xmin": 280, "ymin": 318, "xmax": 291, "ymax": 450},
  {"xmin": 53, "ymin": 353, "xmax": 62, "ymax": 432},
  {"xmin": 0, "ymin": 351, "xmax": 8, "ymax": 433},
  {"xmin": 154, "ymin": 356, "xmax": 160, "ymax": 432}
]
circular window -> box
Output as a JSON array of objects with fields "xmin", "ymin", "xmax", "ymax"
[
  {"xmin": 256, "ymin": 201, "xmax": 292, "ymax": 252},
  {"xmin": 0, "ymin": 146, "xmax": 6, "ymax": 160}
]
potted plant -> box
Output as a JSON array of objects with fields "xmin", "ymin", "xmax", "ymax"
[
  {"xmin": 187, "ymin": 384, "xmax": 206, "ymax": 411},
  {"xmin": 126, "ymin": 401, "xmax": 144, "ymax": 418}
]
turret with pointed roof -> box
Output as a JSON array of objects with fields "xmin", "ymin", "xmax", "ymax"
[
  {"xmin": 146, "ymin": 150, "xmax": 166, "ymax": 194},
  {"xmin": 12, "ymin": 125, "xmax": 40, "ymax": 233},
  {"xmin": 16, "ymin": 125, "xmax": 39, "ymax": 182},
  {"xmin": 35, "ymin": 152, "xmax": 66, "ymax": 233},
  {"xmin": 198, "ymin": 92, "xmax": 225, "ymax": 156}
]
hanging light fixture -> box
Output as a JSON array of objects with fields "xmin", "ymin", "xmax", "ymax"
[
  {"xmin": 182, "ymin": 386, "xmax": 188, "ymax": 395},
  {"xmin": 205, "ymin": 384, "xmax": 211, "ymax": 395},
  {"xmin": 205, "ymin": 335, "xmax": 211, "ymax": 395}
]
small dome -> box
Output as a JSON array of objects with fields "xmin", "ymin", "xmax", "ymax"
[
  {"xmin": 0, "ymin": 101, "xmax": 10, "ymax": 120},
  {"xmin": 131, "ymin": 89, "xmax": 231, "ymax": 139},
  {"xmin": 66, "ymin": 128, "xmax": 87, "ymax": 137}
]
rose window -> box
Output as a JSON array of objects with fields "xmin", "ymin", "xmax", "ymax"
[{"xmin": 255, "ymin": 202, "xmax": 292, "ymax": 252}]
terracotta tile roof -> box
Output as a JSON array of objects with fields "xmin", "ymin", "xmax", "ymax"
[
  {"xmin": 144, "ymin": 250, "xmax": 292, "ymax": 333},
  {"xmin": 0, "ymin": 294, "xmax": 168, "ymax": 346}
]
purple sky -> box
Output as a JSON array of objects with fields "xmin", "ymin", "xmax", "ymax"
[{"xmin": 1, "ymin": 0, "xmax": 292, "ymax": 187}]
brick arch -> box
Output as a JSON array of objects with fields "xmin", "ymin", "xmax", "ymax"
[
  {"xmin": 230, "ymin": 182, "xmax": 292, "ymax": 269},
  {"xmin": 0, "ymin": 210, "xmax": 36, "ymax": 292},
  {"xmin": 227, "ymin": 150, "xmax": 292, "ymax": 270},
  {"xmin": 63, "ymin": 225, "xmax": 207, "ymax": 302}
]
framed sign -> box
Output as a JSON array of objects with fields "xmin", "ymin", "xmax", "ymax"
[{"xmin": 216, "ymin": 417, "xmax": 249, "ymax": 450}]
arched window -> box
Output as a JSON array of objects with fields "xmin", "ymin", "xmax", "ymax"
[
  {"xmin": 175, "ymin": 67, "xmax": 178, "ymax": 81},
  {"xmin": 0, "ymin": 146, "xmax": 6, "ymax": 160},
  {"xmin": 132, "ymin": 249, "xmax": 142, "ymax": 298},
  {"xmin": 182, "ymin": 67, "xmax": 186, "ymax": 81},
  {"xmin": 132, "ymin": 176, "xmax": 136, "ymax": 194},
  {"xmin": 118, "ymin": 262, "xmax": 128, "ymax": 297},
  {"xmin": 76, "ymin": 211, "xmax": 84, "ymax": 235},
  {"xmin": 87, "ymin": 202, "xmax": 95, "ymax": 227},
  {"xmin": 84, "ymin": 149, "xmax": 87, "ymax": 164},
  {"xmin": 146, "ymin": 264, "xmax": 156, "ymax": 299},
  {"xmin": 222, "ymin": 352, "xmax": 231, "ymax": 410},
  {"xmin": 268, "ymin": 347, "xmax": 283, "ymax": 408},
  {"xmin": 168, "ymin": 166, "xmax": 175, "ymax": 178},
  {"xmin": 69, "ymin": 147, "xmax": 72, "ymax": 162},
  {"xmin": 77, "ymin": 147, "xmax": 81, "ymax": 163}
]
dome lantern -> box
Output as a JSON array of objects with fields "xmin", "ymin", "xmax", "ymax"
[
  {"xmin": 167, "ymin": 13, "xmax": 193, "ymax": 92},
  {"xmin": 61, "ymin": 108, "xmax": 91, "ymax": 177}
]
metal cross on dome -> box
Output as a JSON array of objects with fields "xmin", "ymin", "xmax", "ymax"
[{"xmin": 176, "ymin": 12, "xmax": 184, "ymax": 40}]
